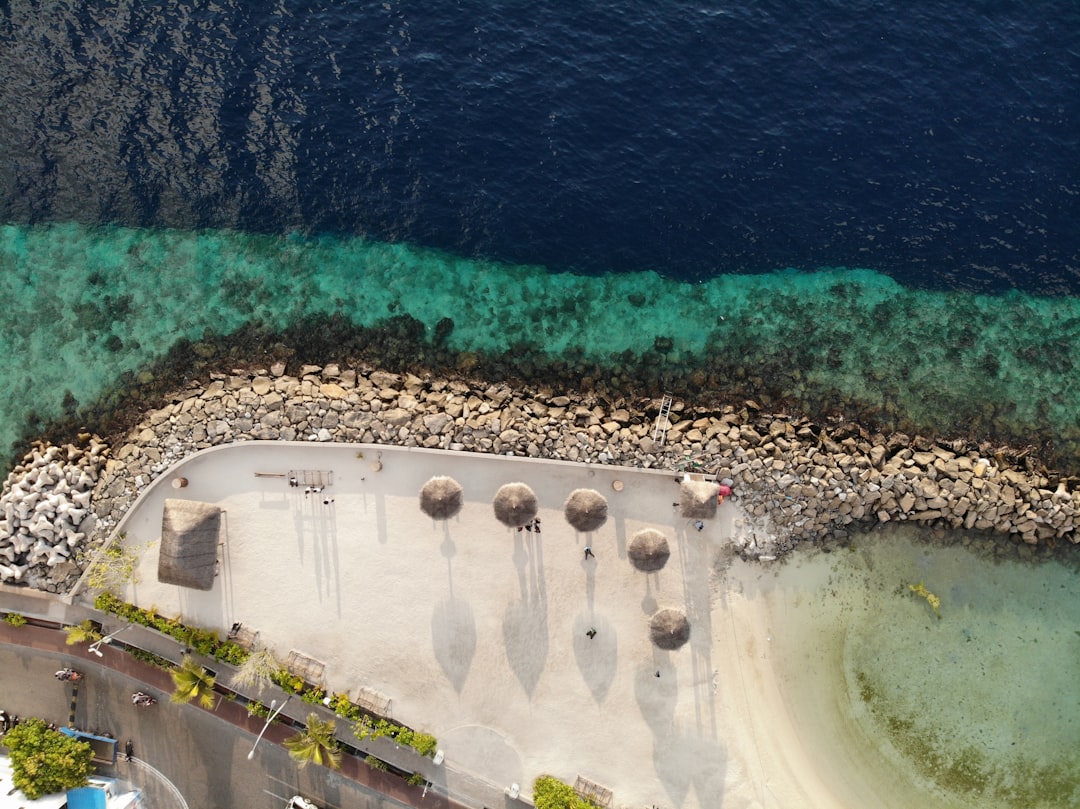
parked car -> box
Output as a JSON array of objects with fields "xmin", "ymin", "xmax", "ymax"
[{"xmin": 287, "ymin": 797, "xmax": 318, "ymax": 809}]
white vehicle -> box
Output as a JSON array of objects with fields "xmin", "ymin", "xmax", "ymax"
[{"xmin": 287, "ymin": 797, "xmax": 318, "ymax": 809}]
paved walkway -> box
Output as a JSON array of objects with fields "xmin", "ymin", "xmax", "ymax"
[{"xmin": 0, "ymin": 617, "xmax": 460, "ymax": 809}]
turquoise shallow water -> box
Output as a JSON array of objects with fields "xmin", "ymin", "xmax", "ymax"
[
  {"xmin": 761, "ymin": 527, "xmax": 1080, "ymax": 808},
  {"xmin": 4, "ymin": 222, "xmax": 1080, "ymax": 468}
]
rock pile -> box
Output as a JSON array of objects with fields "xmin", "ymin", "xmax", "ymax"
[
  {"xmin": 0, "ymin": 439, "xmax": 105, "ymax": 584},
  {"xmin": 706, "ymin": 417, "xmax": 1078, "ymax": 557},
  {"xmin": 82, "ymin": 363, "xmax": 1079, "ymax": 565}
]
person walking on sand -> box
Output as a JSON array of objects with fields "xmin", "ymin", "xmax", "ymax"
[
  {"xmin": 584, "ymin": 545, "xmax": 595, "ymax": 560},
  {"xmin": 586, "ymin": 628, "xmax": 597, "ymax": 639}
]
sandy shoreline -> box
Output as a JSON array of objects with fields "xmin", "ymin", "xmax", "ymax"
[{"xmin": 95, "ymin": 440, "xmax": 891, "ymax": 809}]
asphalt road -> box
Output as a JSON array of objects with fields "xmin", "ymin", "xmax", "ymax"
[{"xmin": 0, "ymin": 645, "xmax": 412, "ymax": 809}]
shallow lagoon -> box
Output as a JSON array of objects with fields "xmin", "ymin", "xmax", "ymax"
[{"xmin": 751, "ymin": 526, "xmax": 1080, "ymax": 808}]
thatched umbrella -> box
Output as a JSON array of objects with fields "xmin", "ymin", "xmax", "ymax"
[
  {"xmin": 158, "ymin": 499, "xmax": 223, "ymax": 591},
  {"xmin": 650, "ymin": 608, "xmax": 691, "ymax": 650},
  {"xmin": 628, "ymin": 529, "xmax": 671, "ymax": 572},
  {"xmin": 679, "ymin": 479, "xmax": 720, "ymax": 520},
  {"xmin": 493, "ymin": 483, "xmax": 538, "ymax": 528},
  {"xmin": 563, "ymin": 488, "xmax": 608, "ymax": 532},
  {"xmin": 420, "ymin": 476, "xmax": 464, "ymax": 520}
]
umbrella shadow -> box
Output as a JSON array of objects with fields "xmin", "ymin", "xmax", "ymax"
[
  {"xmin": 431, "ymin": 595, "xmax": 477, "ymax": 693},
  {"xmin": 501, "ymin": 598, "xmax": 549, "ymax": 697},
  {"xmin": 652, "ymin": 732, "xmax": 728, "ymax": 808},
  {"xmin": 572, "ymin": 612, "xmax": 617, "ymax": 704},
  {"xmin": 633, "ymin": 658, "xmax": 678, "ymax": 736}
]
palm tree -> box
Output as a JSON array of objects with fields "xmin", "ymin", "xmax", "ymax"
[
  {"xmin": 170, "ymin": 655, "xmax": 217, "ymax": 709},
  {"xmin": 64, "ymin": 620, "xmax": 102, "ymax": 646},
  {"xmin": 285, "ymin": 713, "xmax": 342, "ymax": 770},
  {"xmin": 231, "ymin": 646, "xmax": 280, "ymax": 693}
]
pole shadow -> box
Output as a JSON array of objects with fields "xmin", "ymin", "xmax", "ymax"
[
  {"xmin": 652, "ymin": 732, "xmax": 728, "ymax": 808},
  {"xmin": 501, "ymin": 597, "xmax": 549, "ymax": 697},
  {"xmin": 440, "ymin": 522, "xmax": 456, "ymax": 598},
  {"xmin": 571, "ymin": 612, "xmax": 617, "ymax": 703},
  {"xmin": 431, "ymin": 595, "xmax": 477, "ymax": 693},
  {"xmin": 633, "ymin": 658, "xmax": 678, "ymax": 736}
]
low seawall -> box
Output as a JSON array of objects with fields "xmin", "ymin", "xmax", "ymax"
[{"xmin": 91, "ymin": 364, "xmax": 1078, "ymax": 555}]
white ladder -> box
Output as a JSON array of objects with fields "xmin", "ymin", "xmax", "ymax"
[{"xmin": 653, "ymin": 394, "xmax": 674, "ymax": 444}]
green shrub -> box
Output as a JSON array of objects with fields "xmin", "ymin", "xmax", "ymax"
[
  {"xmin": 188, "ymin": 627, "xmax": 220, "ymax": 656},
  {"xmin": 364, "ymin": 755, "xmax": 388, "ymax": 771},
  {"xmin": 213, "ymin": 641, "xmax": 250, "ymax": 666},
  {"xmin": 247, "ymin": 700, "xmax": 270, "ymax": 719},
  {"xmin": 129, "ymin": 648, "xmax": 171, "ymax": 669},
  {"xmin": 407, "ymin": 772, "xmax": 427, "ymax": 787},
  {"xmin": 411, "ymin": 732, "xmax": 438, "ymax": 758},
  {"xmin": 94, "ymin": 591, "xmax": 123, "ymax": 613},
  {"xmin": 271, "ymin": 668, "xmax": 306, "ymax": 694},
  {"xmin": 353, "ymin": 714, "xmax": 374, "ymax": 740},
  {"xmin": 4, "ymin": 612, "xmax": 28, "ymax": 627},
  {"xmin": 329, "ymin": 692, "xmax": 355, "ymax": 718},
  {"xmin": 533, "ymin": 776, "xmax": 601, "ymax": 809},
  {"xmin": 64, "ymin": 620, "xmax": 102, "ymax": 646}
]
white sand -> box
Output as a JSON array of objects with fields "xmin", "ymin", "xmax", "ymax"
[{"xmin": 112, "ymin": 442, "xmax": 865, "ymax": 808}]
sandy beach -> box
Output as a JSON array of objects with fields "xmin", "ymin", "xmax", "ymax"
[{"xmin": 109, "ymin": 441, "xmax": 868, "ymax": 809}]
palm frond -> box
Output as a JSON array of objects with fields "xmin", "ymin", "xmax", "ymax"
[{"xmin": 285, "ymin": 713, "xmax": 341, "ymax": 770}]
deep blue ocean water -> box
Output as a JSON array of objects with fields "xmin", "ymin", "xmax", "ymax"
[{"xmin": 2, "ymin": 0, "xmax": 1078, "ymax": 291}]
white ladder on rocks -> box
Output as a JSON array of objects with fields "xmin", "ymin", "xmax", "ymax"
[{"xmin": 653, "ymin": 394, "xmax": 674, "ymax": 444}]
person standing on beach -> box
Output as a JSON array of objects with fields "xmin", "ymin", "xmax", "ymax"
[{"xmin": 584, "ymin": 546, "xmax": 595, "ymax": 560}]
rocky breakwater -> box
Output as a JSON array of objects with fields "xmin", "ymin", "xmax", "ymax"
[
  {"xmin": 0, "ymin": 439, "xmax": 105, "ymax": 588},
  {"xmin": 705, "ymin": 416, "xmax": 1079, "ymax": 558},
  {"xmin": 83, "ymin": 363, "xmax": 1079, "ymax": 566}
]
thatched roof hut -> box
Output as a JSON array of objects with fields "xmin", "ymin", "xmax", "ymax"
[
  {"xmin": 493, "ymin": 483, "xmax": 538, "ymax": 528},
  {"xmin": 628, "ymin": 529, "xmax": 671, "ymax": 572},
  {"xmin": 158, "ymin": 499, "xmax": 222, "ymax": 590},
  {"xmin": 420, "ymin": 476, "xmax": 464, "ymax": 520},
  {"xmin": 650, "ymin": 608, "xmax": 691, "ymax": 650},
  {"xmin": 563, "ymin": 488, "xmax": 608, "ymax": 532},
  {"xmin": 679, "ymin": 479, "xmax": 720, "ymax": 520}
]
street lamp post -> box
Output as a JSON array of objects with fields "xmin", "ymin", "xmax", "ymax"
[
  {"xmin": 88, "ymin": 625, "xmax": 132, "ymax": 657},
  {"xmin": 248, "ymin": 697, "xmax": 290, "ymax": 759}
]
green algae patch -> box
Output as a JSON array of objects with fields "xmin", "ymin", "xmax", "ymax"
[
  {"xmin": 855, "ymin": 669, "xmax": 1079, "ymax": 807},
  {"xmin": 907, "ymin": 581, "xmax": 942, "ymax": 619}
]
